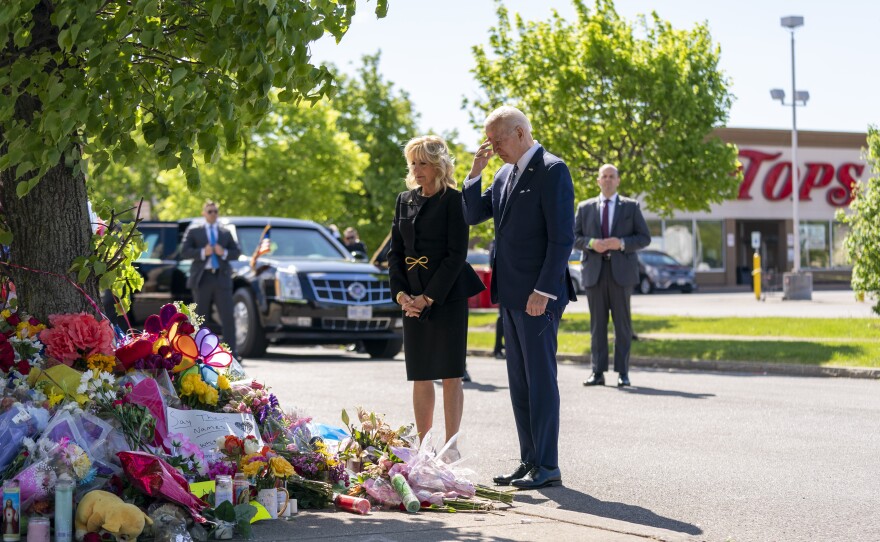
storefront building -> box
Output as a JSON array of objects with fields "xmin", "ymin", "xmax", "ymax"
[{"xmin": 640, "ymin": 127, "xmax": 868, "ymax": 288}]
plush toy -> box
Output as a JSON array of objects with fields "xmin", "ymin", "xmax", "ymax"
[{"xmin": 74, "ymin": 490, "xmax": 153, "ymax": 542}]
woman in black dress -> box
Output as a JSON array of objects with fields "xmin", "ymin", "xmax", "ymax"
[{"xmin": 389, "ymin": 135, "xmax": 485, "ymax": 444}]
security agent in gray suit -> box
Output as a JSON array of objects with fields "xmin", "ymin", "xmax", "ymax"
[
  {"xmin": 574, "ymin": 164, "xmax": 650, "ymax": 387},
  {"xmin": 180, "ymin": 201, "xmax": 243, "ymax": 357}
]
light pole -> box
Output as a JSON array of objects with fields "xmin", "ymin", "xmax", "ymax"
[{"xmin": 770, "ymin": 15, "xmax": 812, "ymax": 300}]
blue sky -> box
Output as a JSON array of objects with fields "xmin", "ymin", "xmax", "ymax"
[{"xmin": 312, "ymin": 0, "xmax": 879, "ymax": 145}]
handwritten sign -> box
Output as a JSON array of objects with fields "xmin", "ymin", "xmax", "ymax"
[{"xmin": 165, "ymin": 408, "xmax": 263, "ymax": 452}]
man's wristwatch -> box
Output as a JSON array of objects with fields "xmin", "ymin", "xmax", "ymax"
[{"xmin": 619, "ymin": 239, "xmax": 626, "ymax": 252}]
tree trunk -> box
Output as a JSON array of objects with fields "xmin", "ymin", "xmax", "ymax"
[
  {"xmin": 0, "ymin": 163, "xmax": 100, "ymax": 322},
  {"xmin": 0, "ymin": 1, "xmax": 99, "ymax": 321}
]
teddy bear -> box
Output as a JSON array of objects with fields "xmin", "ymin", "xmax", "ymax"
[{"xmin": 75, "ymin": 490, "xmax": 153, "ymax": 542}]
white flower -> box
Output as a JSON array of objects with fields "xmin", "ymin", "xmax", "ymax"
[
  {"xmin": 22, "ymin": 437, "xmax": 36, "ymax": 453},
  {"xmin": 216, "ymin": 436, "xmax": 227, "ymax": 450},
  {"xmin": 243, "ymin": 437, "xmax": 261, "ymax": 455},
  {"xmin": 98, "ymin": 372, "xmax": 115, "ymax": 387},
  {"xmin": 76, "ymin": 382, "xmax": 89, "ymax": 395}
]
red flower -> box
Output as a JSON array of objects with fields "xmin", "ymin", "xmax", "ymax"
[
  {"xmin": 40, "ymin": 312, "xmax": 114, "ymax": 365},
  {"xmin": 115, "ymin": 338, "xmax": 154, "ymax": 370},
  {"xmin": 15, "ymin": 359, "xmax": 30, "ymax": 375},
  {"xmin": 0, "ymin": 334, "xmax": 14, "ymax": 373},
  {"xmin": 5, "ymin": 312, "xmax": 21, "ymax": 327}
]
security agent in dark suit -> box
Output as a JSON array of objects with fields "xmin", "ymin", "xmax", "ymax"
[
  {"xmin": 463, "ymin": 106, "xmax": 576, "ymax": 490},
  {"xmin": 180, "ymin": 201, "xmax": 243, "ymax": 357},
  {"xmin": 574, "ymin": 164, "xmax": 650, "ymax": 387}
]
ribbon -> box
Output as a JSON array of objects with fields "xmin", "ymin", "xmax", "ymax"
[
  {"xmin": 405, "ymin": 256, "xmax": 429, "ymax": 271},
  {"xmin": 0, "ymin": 261, "xmax": 106, "ymax": 320}
]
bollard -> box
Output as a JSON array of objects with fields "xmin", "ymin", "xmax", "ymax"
[{"xmin": 752, "ymin": 251, "xmax": 762, "ymax": 301}]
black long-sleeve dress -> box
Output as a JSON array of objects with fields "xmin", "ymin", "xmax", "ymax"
[{"xmin": 388, "ymin": 187, "xmax": 485, "ymax": 381}]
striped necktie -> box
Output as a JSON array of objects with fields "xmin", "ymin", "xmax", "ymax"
[{"xmin": 500, "ymin": 164, "xmax": 519, "ymax": 215}]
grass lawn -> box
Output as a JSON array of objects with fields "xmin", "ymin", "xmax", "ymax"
[
  {"xmin": 467, "ymin": 312, "xmax": 880, "ymax": 368},
  {"xmin": 468, "ymin": 312, "xmax": 880, "ymax": 339}
]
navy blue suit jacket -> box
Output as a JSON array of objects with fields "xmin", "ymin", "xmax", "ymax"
[{"xmin": 462, "ymin": 147, "xmax": 576, "ymax": 311}]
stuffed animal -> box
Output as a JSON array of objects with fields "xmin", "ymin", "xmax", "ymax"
[{"xmin": 74, "ymin": 490, "xmax": 153, "ymax": 542}]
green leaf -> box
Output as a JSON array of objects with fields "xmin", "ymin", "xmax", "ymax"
[
  {"xmin": 341, "ymin": 409, "xmax": 349, "ymax": 427},
  {"xmin": 15, "ymin": 180, "xmax": 30, "ymax": 197},
  {"xmin": 171, "ymin": 67, "xmax": 186, "ymax": 85},
  {"xmin": 77, "ymin": 265, "xmax": 90, "ymax": 283},
  {"xmin": 0, "ymin": 228, "xmax": 13, "ymax": 245}
]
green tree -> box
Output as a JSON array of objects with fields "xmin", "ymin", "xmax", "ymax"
[
  {"xmin": 839, "ymin": 127, "xmax": 880, "ymax": 315},
  {"xmin": 466, "ymin": 0, "xmax": 741, "ymax": 212},
  {"xmin": 330, "ymin": 53, "xmax": 419, "ymax": 254},
  {"xmin": 158, "ymin": 98, "xmax": 368, "ymax": 223},
  {"xmin": 0, "ymin": 0, "xmax": 386, "ymax": 319}
]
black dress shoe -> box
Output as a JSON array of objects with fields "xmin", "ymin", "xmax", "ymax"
[
  {"xmin": 462, "ymin": 370, "xmax": 472, "ymax": 383},
  {"xmin": 511, "ymin": 466, "xmax": 562, "ymax": 489},
  {"xmin": 583, "ymin": 372, "xmax": 605, "ymax": 386},
  {"xmin": 494, "ymin": 350, "xmax": 506, "ymax": 360},
  {"xmin": 493, "ymin": 462, "xmax": 534, "ymax": 486},
  {"xmin": 617, "ymin": 373, "xmax": 631, "ymax": 387}
]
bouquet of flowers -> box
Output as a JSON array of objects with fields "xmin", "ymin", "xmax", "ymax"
[
  {"xmin": 39, "ymin": 312, "xmax": 115, "ymax": 372},
  {"xmin": 14, "ymin": 435, "xmax": 95, "ymax": 510},
  {"xmin": 219, "ymin": 435, "xmax": 295, "ymax": 491},
  {"xmin": 162, "ymin": 432, "xmax": 208, "ymax": 480},
  {"xmin": 339, "ymin": 407, "xmax": 416, "ymax": 469},
  {"xmin": 1, "ymin": 308, "xmax": 45, "ymax": 377}
]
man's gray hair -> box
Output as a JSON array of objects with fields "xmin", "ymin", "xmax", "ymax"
[{"xmin": 485, "ymin": 106, "xmax": 532, "ymax": 133}]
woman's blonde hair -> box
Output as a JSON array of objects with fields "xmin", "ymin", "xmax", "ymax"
[{"xmin": 403, "ymin": 135, "xmax": 456, "ymax": 192}]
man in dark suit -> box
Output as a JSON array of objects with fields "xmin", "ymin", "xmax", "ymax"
[
  {"xmin": 463, "ymin": 106, "xmax": 576, "ymax": 490},
  {"xmin": 180, "ymin": 201, "xmax": 243, "ymax": 357},
  {"xmin": 574, "ymin": 164, "xmax": 650, "ymax": 387}
]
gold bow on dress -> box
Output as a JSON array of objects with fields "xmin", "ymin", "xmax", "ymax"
[{"xmin": 405, "ymin": 256, "xmax": 429, "ymax": 271}]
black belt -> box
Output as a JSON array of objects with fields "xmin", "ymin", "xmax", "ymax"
[
  {"xmin": 602, "ymin": 253, "xmax": 611, "ymax": 261},
  {"xmin": 205, "ymin": 268, "xmax": 220, "ymax": 274}
]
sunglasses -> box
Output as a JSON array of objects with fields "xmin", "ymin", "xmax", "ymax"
[{"xmin": 205, "ymin": 209, "xmax": 218, "ymax": 214}]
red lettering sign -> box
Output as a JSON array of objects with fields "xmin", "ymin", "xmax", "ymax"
[{"xmin": 737, "ymin": 149, "xmax": 864, "ymax": 208}]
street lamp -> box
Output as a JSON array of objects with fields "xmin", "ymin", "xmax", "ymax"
[{"xmin": 770, "ymin": 14, "xmax": 812, "ymax": 300}]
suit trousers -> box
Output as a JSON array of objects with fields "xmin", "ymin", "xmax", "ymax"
[
  {"xmin": 501, "ymin": 304, "xmax": 563, "ymax": 469},
  {"xmin": 192, "ymin": 271, "xmax": 237, "ymax": 356},
  {"xmin": 586, "ymin": 259, "xmax": 633, "ymax": 374}
]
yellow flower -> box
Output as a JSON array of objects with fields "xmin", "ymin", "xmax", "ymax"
[
  {"xmin": 180, "ymin": 374, "xmax": 197, "ymax": 395},
  {"xmin": 1, "ymin": 309, "xmax": 10, "ymax": 319},
  {"xmin": 268, "ymin": 456, "xmax": 295, "ymax": 478},
  {"xmin": 241, "ymin": 460, "xmax": 266, "ymax": 478},
  {"xmin": 217, "ymin": 375, "xmax": 230, "ymax": 391},
  {"xmin": 87, "ymin": 353, "xmax": 117, "ymax": 374},
  {"xmin": 47, "ymin": 392, "xmax": 65, "ymax": 408},
  {"xmin": 200, "ymin": 386, "xmax": 219, "ymax": 406}
]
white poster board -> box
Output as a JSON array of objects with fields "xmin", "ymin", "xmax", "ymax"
[{"xmin": 165, "ymin": 407, "xmax": 263, "ymax": 453}]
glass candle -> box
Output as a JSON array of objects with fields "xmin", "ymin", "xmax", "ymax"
[
  {"xmin": 54, "ymin": 475, "xmax": 74, "ymax": 542},
  {"xmin": 25, "ymin": 518, "xmax": 49, "ymax": 542},
  {"xmin": 333, "ymin": 494, "xmax": 370, "ymax": 515}
]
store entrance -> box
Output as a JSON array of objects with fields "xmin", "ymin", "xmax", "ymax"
[{"xmin": 735, "ymin": 220, "xmax": 786, "ymax": 285}]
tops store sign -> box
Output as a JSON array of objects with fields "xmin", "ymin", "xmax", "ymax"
[{"xmin": 736, "ymin": 148, "xmax": 864, "ymax": 208}]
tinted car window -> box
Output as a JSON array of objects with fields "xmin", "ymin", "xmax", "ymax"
[
  {"xmin": 236, "ymin": 226, "xmax": 346, "ymax": 259},
  {"xmin": 641, "ymin": 252, "xmax": 682, "ymax": 266},
  {"xmin": 467, "ymin": 250, "xmax": 491, "ymax": 266}
]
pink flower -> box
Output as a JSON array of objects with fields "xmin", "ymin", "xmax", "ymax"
[{"xmin": 40, "ymin": 312, "xmax": 114, "ymax": 365}]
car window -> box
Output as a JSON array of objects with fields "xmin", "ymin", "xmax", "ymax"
[
  {"xmin": 136, "ymin": 227, "xmax": 166, "ymax": 260},
  {"xmin": 467, "ymin": 251, "xmax": 490, "ymax": 266},
  {"xmin": 642, "ymin": 252, "xmax": 681, "ymax": 266},
  {"xmin": 236, "ymin": 226, "xmax": 347, "ymax": 259}
]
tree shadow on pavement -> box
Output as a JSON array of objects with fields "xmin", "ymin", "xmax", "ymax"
[
  {"xmin": 516, "ymin": 486, "xmax": 702, "ymax": 536},
  {"xmin": 618, "ymin": 386, "xmax": 715, "ymax": 399}
]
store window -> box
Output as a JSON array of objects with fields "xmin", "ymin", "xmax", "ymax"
[
  {"xmin": 695, "ymin": 221, "xmax": 724, "ymax": 270},
  {"xmin": 800, "ymin": 221, "xmax": 830, "ymax": 269},
  {"xmin": 646, "ymin": 220, "xmax": 663, "ymax": 251},
  {"xmin": 831, "ymin": 222, "xmax": 851, "ymax": 268},
  {"xmin": 664, "ymin": 220, "xmax": 694, "ymax": 266}
]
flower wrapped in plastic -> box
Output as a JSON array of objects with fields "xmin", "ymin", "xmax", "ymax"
[
  {"xmin": 0, "ymin": 403, "xmax": 49, "ymax": 475},
  {"xmin": 118, "ymin": 450, "xmax": 209, "ymax": 521},
  {"xmin": 14, "ymin": 435, "xmax": 96, "ymax": 510},
  {"xmin": 390, "ymin": 431, "xmax": 475, "ymax": 499}
]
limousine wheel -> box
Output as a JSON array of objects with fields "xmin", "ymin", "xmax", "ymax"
[
  {"xmin": 233, "ymin": 288, "xmax": 268, "ymax": 358},
  {"xmin": 638, "ymin": 276, "xmax": 653, "ymax": 295},
  {"xmin": 362, "ymin": 338, "xmax": 404, "ymax": 359}
]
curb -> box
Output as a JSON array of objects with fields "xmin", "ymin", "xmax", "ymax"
[{"xmin": 467, "ymin": 349, "xmax": 880, "ymax": 380}]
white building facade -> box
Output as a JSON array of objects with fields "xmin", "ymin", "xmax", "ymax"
[{"xmin": 641, "ymin": 127, "xmax": 868, "ymax": 288}]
